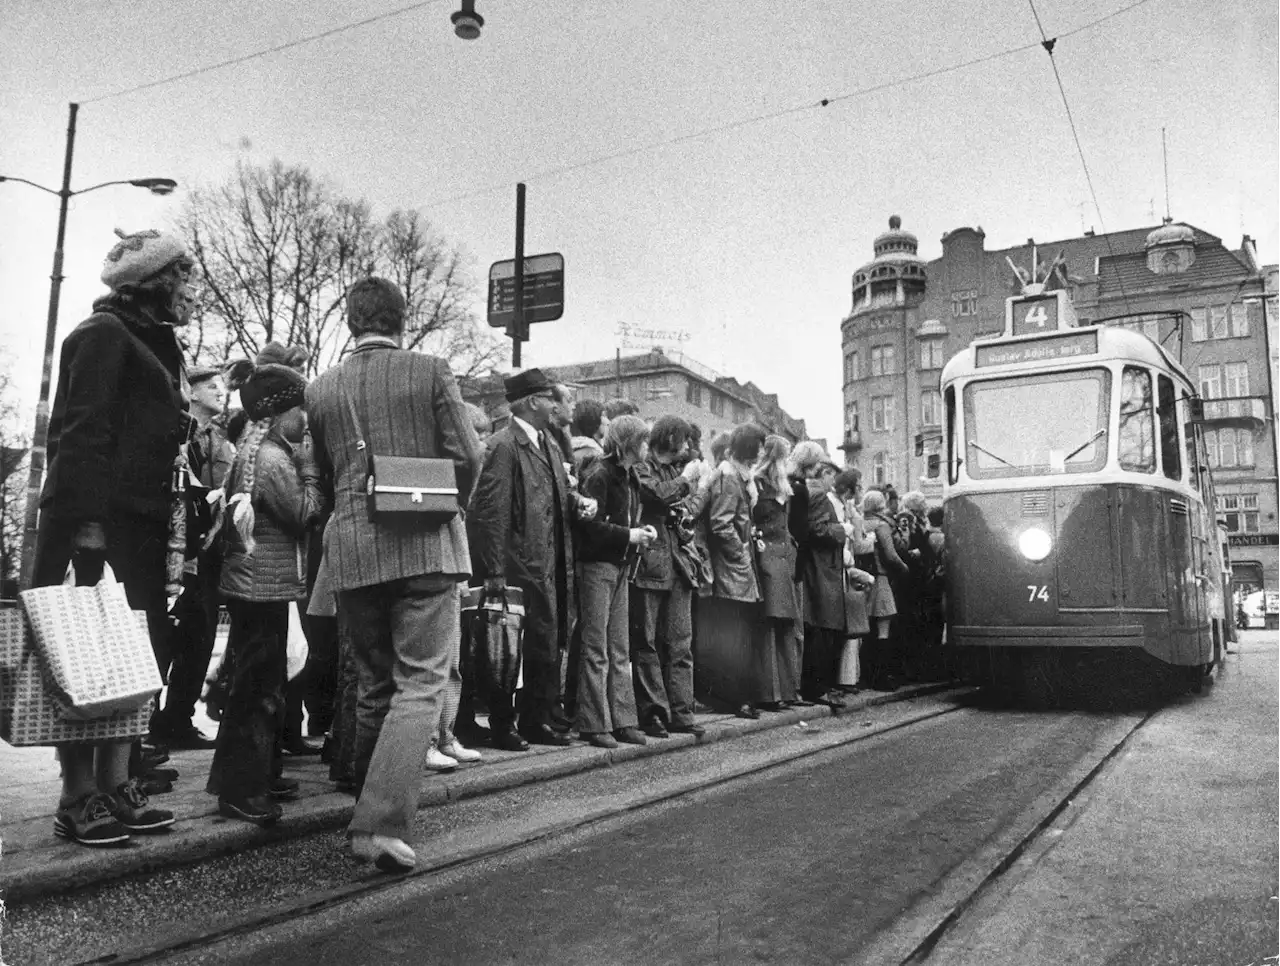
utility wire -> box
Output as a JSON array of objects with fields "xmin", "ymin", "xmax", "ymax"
[
  {"xmin": 82, "ymin": 0, "xmax": 449, "ymax": 104},
  {"xmin": 424, "ymin": 0, "xmax": 1162, "ymax": 208},
  {"xmin": 1026, "ymin": 0, "xmax": 1134, "ymax": 314}
]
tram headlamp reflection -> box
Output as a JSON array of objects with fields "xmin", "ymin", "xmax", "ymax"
[{"xmin": 1017, "ymin": 527, "xmax": 1053, "ymax": 561}]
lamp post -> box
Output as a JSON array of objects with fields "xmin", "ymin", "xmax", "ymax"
[{"xmin": 1, "ymin": 102, "xmax": 177, "ymax": 590}]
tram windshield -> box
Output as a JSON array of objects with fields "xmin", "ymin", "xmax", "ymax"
[{"xmin": 963, "ymin": 369, "xmax": 1112, "ymax": 479}]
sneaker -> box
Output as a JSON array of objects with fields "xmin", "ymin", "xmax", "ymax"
[
  {"xmin": 112, "ymin": 778, "xmax": 176, "ymax": 833},
  {"xmin": 350, "ymin": 832, "xmax": 416, "ymax": 873},
  {"xmin": 219, "ymin": 795, "xmax": 282, "ymax": 826},
  {"xmin": 269, "ymin": 777, "xmax": 301, "ymax": 800},
  {"xmin": 54, "ymin": 793, "xmax": 131, "ymax": 847},
  {"xmin": 614, "ymin": 727, "xmax": 647, "ymax": 746},
  {"xmin": 425, "ymin": 747, "xmax": 458, "ymax": 771},
  {"xmin": 440, "ymin": 741, "xmax": 482, "ymax": 763}
]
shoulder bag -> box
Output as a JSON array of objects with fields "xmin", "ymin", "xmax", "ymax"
[{"xmin": 342, "ymin": 381, "xmax": 459, "ymax": 526}]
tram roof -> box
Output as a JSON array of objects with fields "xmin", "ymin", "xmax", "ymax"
[{"xmin": 941, "ymin": 325, "xmax": 1192, "ymax": 386}]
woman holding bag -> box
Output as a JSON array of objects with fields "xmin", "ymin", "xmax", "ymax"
[
  {"xmin": 207, "ymin": 360, "xmax": 328, "ymax": 825},
  {"xmin": 34, "ymin": 229, "xmax": 194, "ymax": 846},
  {"xmin": 834, "ymin": 469, "xmax": 874, "ymax": 693}
]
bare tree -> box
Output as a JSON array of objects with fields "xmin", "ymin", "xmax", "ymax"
[
  {"xmin": 177, "ymin": 159, "xmax": 499, "ymax": 377},
  {"xmin": 0, "ymin": 369, "xmax": 28, "ymax": 600}
]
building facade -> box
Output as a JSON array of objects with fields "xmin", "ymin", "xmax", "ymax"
[
  {"xmin": 461, "ymin": 347, "xmax": 808, "ymax": 446},
  {"xmin": 840, "ymin": 216, "xmax": 1277, "ymax": 593}
]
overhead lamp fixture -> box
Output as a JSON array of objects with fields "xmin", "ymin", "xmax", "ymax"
[
  {"xmin": 130, "ymin": 178, "xmax": 178, "ymax": 196},
  {"xmin": 451, "ymin": 0, "xmax": 483, "ymax": 40}
]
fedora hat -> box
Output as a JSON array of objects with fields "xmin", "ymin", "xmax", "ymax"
[{"xmin": 504, "ymin": 368, "xmax": 555, "ymax": 404}]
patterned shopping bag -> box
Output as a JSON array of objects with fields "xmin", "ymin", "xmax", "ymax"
[
  {"xmin": 0, "ymin": 602, "xmax": 26, "ymax": 715},
  {"xmin": 19, "ymin": 564, "xmax": 161, "ymax": 719},
  {"xmin": 6, "ymin": 646, "xmax": 153, "ymax": 746}
]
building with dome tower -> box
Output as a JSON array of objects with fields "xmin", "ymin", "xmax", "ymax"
[{"xmin": 837, "ymin": 214, "xmax": 1277, "ymax": 600}]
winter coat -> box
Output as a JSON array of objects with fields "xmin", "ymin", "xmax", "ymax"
[
  {"xmin": 220, "ymin": 431, "xmax": 328, "ymax": 602},
  {"xmin": 468, "ymin": 422, "xmax": 578, "ymax": 648},
  {"xmin": 632, "ymin": 457, "xmax": 694, "ymax": 591},
  {"xmin": 576, "ymin": 453, "xmax": 640, "ymax": 566},
  {"xmin": 40, "ymin": 295, "xmax": 189, "ymax": 526},
  {"xmin": 703, "ymin": 462, "xmax": 760, "ymax": 603},
  {"xmin": 752, "ymin": 478, "xmax": 800, "ymax": 621},
  {"xmin": 797, "ymin": 481, "xmax": 847, "ymax": 631}
]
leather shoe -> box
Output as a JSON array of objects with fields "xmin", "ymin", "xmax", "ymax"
[
  {"xmin": 584, "ymin": 732, "xmax": 618, "ymax": 749},
  {"xmin": 282, "ymin": 736, "xmax": 324, "ymax": 756},
  {"xmin": 614, "ymin": 727, "xmax": 647, "ymax": 746},
  {"xmin": 269, "ymin": 777, "xmax": 300, "ymax": 800},
  {"xmin": 520, "ymin": 724, "xmax": 573, "ymax": 747},
  {"xmin": 735, "ymin": 704, "xmax": 761, "ymax": 720},
  {"xmin": 163, "ymin": 725, "xmax": 217, "ymax": 750},
  {"xmin": 670, "ymin": 723, "xmax": 706, "ymax": 738},
  {"xmin": 642, "ymin": 720, "xmax": 669, "ymax": 739},
  {"xmin": 490, "ymin": 729, "xmax": 530, "ymax": 752},
  {"xmin": 350, "ymin": 832, "xmax": 415, "ymax": 873}
]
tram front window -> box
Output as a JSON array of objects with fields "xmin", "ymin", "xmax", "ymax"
[{"xmin": 963, "ymin": 369, "xmax": 1112, "ymax": 479}]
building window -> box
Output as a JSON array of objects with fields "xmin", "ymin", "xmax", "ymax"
[
  {"xmin": 844, "ymin": 350, "xmax": 859, "ymax": 384},
  {"xmin": 870, "ymin": 344, "xmax": 896, "ymax": 377},
  {"xmin": 710, "ymin": 392, "xmax": 725, "ymax": 417},
  {"xmin": 1198, "ymin": 364, "xmax": 1222, "ymax": 400},
  {"xmin": 1210, "ymin": 306, "xmax": 1229, "ymax": 340},
  {"xmin": 845, "ymin": 401, "xmax": 859, "ymax": 436},
  {"xmin": 732, "ymin": 402, "xmax": 746, "ymax": 424},
  {"xmin": 951, "ymin": 289, "xmax": 978, "ymax": 317},
  {"xmin": 1229, "ymin": 303, "xmax": 1250, "ymax": 337},
  {"xmin": 1217, "ymin": 493, "xmax": 1261, "ymax": 534},
  {"xmin": 871, "ymin": 395, "xmax": 894, "ymax": 433},
  {"xmin": 920, "ymin": 389, "xmax": 942, "ymax": 427},
  {"xmin": 686, "ymin": 380, "xmax": 703, "ymax": 407},
  {"xmin": 919, "ymin": 340, "xmax": 946, "ymax": 370},
  {"xmin": 1207, "ymin": 428, "xmax": 1254, "ymax": 469},
  {"xmin": 1192, "ymin": 303, "xmax": 1253, "ymax": 342},
  {"xmin": 872, "ymin": 451, "xmax": 887, "ymax": 486},
  {"xmin": 1224, "ymin": 361, "xmax": 1250, "ymax": 397},
  {"xmin": 1189, "ymin": 307, "xmax": 1207, "ymax": 342}
]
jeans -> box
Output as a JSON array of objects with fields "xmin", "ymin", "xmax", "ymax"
[
  {"xmin": 632, "ymin": 584, "xmax": 696, "ymax": 728},
  {"xmin": 574, "ymin": 562, "xmax": 639, "ymax": 734}
]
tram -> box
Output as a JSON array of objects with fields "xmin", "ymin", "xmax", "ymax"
[{"xmin": 938, "ymin": 284, "xmax": 1226, "ymax": 699}]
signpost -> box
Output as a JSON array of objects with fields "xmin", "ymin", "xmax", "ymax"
[{"xmin": 487, "ymin": 185, "xmax": 564, "ymax": 367}]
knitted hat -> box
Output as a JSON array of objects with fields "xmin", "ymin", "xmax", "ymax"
[
  {"xmin": 504, "ymin": 368, "xmax": 555, "ymax": 403},
  {"xmin": 227, "ymin": 360, "xmax": 308, "ymax": 421},
  {"xmin": 101, "ymin": 229, "xmax": 189, "ymax": 290}
]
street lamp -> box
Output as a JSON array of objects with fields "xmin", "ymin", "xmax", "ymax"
[
  {"xmin": 451, "ymin": 0, "xmax": 483, "ymax": 39},
  {"xmin": 1, "ymin": 102, "xmax": 178, "ymax": 589}
]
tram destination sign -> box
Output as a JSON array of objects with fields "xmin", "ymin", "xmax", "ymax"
[{"xmin": 975, "ymin": 330, "xmax": 1098, "ymax": 368}]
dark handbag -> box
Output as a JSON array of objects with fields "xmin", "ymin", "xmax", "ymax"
[
  {"xmin": 342, "ymin": 383, "xmax": 459, "ymax": 526},
  {"xmin": 461, "ymin": 586, "xmax": 524, "ymax": 694}
]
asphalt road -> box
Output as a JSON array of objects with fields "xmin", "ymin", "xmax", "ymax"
[{"xmin": 146, "ymin": 701, "xmax": 1136, "ymax": 966}]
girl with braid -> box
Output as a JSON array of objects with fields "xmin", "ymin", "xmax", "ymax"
[{"xmin": 206, "ymin": 358, "xmax": 328, "ymax": 825}]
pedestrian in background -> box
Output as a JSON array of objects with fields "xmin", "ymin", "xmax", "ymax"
[
  {"xmin": 468, "ymin": 368, "xmax": 583, "ymax": 752},
  {"xmin": 834, "ymin": 468, "xmax": 874, "ymax": 693},
  {"xmin": 35, "ymin": 228, "xmax": 193, "ymax": 846},
  {"xmin": 749, "ymin": 435, "xmax": 803, "ymax": 710},
  {"xmin": 861, "ymin": 489, "xmax": 910, "ymax": 690},
  {"xmin": 797, "ymin": 454, "xmax": 851, "ymax": 709},
  {"xmin": 209, "ymin": 360, "xmax": 326, "ymax": 826},
  {"xmin": 574, "ymin": 414, "xmax": 655, "ymax": 748},
  {"xmin": 307, "ymin": 277, "xmax": 482, "ymax": 873},
  {"xmin": 569, "ymin": 398, "xmax": 609, "ymax": 473},
  {"xmin": 894, "ymin": 491, "xmax": 930, "ymax": 682},
  {"xmin": 631, "ymin": 415, "xmax": 703, "ymax": 738}
]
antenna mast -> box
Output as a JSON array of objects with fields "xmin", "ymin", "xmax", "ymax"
[{"xmin": 1161, "ymin": 127, "xmax": 1171, "ymax": 222}]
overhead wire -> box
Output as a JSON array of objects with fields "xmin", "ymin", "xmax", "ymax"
[
  {"xmin": 1026, "ymin": 0, "xmax": 1134, "ymax": 314},
  {"xmin": 82, "ymin": 0, "xmax": 450, "ymax": 105}
]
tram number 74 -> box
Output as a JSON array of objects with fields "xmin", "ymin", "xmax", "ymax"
[{"xmin": 1027, "ymin": 585, "xmax": 1050, "ymax": 603}]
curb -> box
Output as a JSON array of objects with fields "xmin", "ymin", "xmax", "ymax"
[{"xmin": 0, "ymin": 682, "xmax": 952, "ymax": 904}]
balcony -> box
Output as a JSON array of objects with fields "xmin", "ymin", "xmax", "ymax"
[
  {"xmin": 1202, "ymin": 396, "xmax": 1270, "ymax": 431},
  {"xmin": 839, "ymin": 431, "xmax": 863, "ymax": 453}
]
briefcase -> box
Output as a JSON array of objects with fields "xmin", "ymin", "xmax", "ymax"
[
  {"xmin": 461, "ymin": 586, "xmax": 524, "ymax": 694},
  {"xmin": 366, "ymin": 454, "xmax": 459, "ymax": 526}
]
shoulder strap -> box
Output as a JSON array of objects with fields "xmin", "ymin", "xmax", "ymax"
[{"xmin": 340, "ymin": 372, "xmax": 375, "ymax": 479}]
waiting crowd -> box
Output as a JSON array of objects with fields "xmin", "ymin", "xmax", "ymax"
[{"xmin": 32, "ymin": 229, "xmax": 947, "ymax": 873}]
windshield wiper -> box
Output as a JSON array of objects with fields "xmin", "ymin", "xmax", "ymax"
[
  {"xmin": 967, "ymin": 440, "xmax": 1014, "ymax": 468},
  {"xmin": 1063, "ymin": 428, "xmax": 1106, "ymax": 463}
]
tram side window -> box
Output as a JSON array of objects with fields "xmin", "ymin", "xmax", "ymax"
[
  {"xmin": 945, "ymin": 385, "xmax": 958, "ymax": 484},
  {"xmin": 1118, "ymin": 366, "xmax": 1155, "ymax": 473},
  {"xmin": 1157, "ymin": 376, "xmax": 1182, "ymax": 481}
]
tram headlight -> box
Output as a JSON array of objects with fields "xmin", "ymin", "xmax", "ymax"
[{"xmin": 1017, "ymin": 527, "xmax": 1053, "ymax": 561}]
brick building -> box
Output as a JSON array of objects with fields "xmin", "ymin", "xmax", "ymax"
[
  {"xmin": 461, "ymin": 347, "xmax": 808, "ymax": 446},
  {"xmin": 840, "ymin": 216, "xmax": 1277, "ymax": 594}
]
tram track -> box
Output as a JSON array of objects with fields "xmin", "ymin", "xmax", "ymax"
[
  {"xmin": 848, "ymin": 704, "xmax": 1160, "ymax": 966},
  {"xmin": 70, "ymin": 693, "xmax": 973, "ymax": 966}
]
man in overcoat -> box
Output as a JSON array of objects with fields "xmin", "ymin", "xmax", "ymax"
[
  {"xmin": 467, "ymin": 369, "xmax": 582, "ymax": 750},
  {"xmin": 306, "ymin": 277, "xmax": 482, "ymax": 873},
  {"xmin": 798, "ymin": 458, "xmax": 853, "ymax": 708}
]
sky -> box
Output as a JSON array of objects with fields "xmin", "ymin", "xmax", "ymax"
[{"xmin": 1, "ymin": 0, "xmax": 1276, "ymax": 446}]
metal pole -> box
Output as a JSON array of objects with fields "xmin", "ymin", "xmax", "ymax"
[
  {"xmin": 511, "ymin": 182, "xmax": 526, "ymax": 369},
  {"xmin": 616, "ymin": 348, "xmax": 622, "ymax": 398},
  {"xmin": 18, "ymin": 102, "xmax": 78, "ymax": 590}
]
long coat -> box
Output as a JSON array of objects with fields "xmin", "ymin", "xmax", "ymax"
[
  {"xmin": 704, "ymin": 463, "xmax": 760, "ymax": 603},
  {"xmin": 632, "ymin": 458, "xmax": 693, "ymax": 591},
  {"xmin": 467, "ymin": 423, "xmax": 578, "ymax": 649},
  {"xmin": 798, "ymin": 481, "xmax": 847, "ymax": 631},
  {"xmin": 41, "ymin": 296, "xmax": 189, "ymax": 527},
  {"xmin": 752, "ymin": 478, "xmax": 800, "ymax": 621},
  {"xmin": 305, "ymin": 338, "xmax": 482, "ymax": 591}
]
